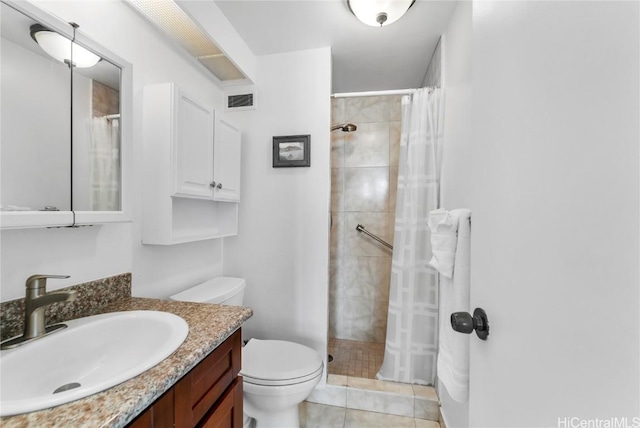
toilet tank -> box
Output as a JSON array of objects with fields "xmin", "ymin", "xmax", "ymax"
[{"xmin": 169, "ymin": 277, "xmax": 246, "ymax": 306}]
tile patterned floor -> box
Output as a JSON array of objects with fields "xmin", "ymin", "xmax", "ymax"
[
  {"xmin": 328, "ymin": 338, "xmax": 385, "ymax": 379},
  {"xmin": 299, "ymin": 402, "xmax": 441, "ymax": 428}
]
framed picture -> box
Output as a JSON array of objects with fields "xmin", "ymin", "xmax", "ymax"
[{"xmin": 272, "ymin": 135, "xmax": 310, "ymax": 168}]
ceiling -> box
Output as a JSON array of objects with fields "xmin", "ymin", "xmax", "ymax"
[{"xmin": 214, "ymin": 0, "xmax": 458, "ymax": 93}]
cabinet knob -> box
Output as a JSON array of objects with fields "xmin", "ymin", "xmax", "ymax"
[
  {"xmin": 210, "ymin": 181, "xmax": 216, "ymax": 188},
  {"xmin": 216, "ymin": 183, "xmax": 223, "ymax": 190}
]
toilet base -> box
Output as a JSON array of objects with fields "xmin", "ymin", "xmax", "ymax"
[
  {"xmin": 242, "ymin": 374, "xmax": 322, "ymax": 428},
  {"xmin": 244, "ymin": 408, "xmax": 299, "ymax": 428},
  {"xmin": 243, "ymin": 413, "xmax": 255, "ymax": 428}
]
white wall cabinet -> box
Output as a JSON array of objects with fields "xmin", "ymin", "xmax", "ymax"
[
  {"xmin": 172, "ymin": 88, "xmax": 215, "ymax": 199},
  {"xmin": 213, "ymin": 118, "xmax": 242, "ymax": 202},
  {"xmin": 142, "ymin": 83, "xmax": 240, "ymax": 245}
]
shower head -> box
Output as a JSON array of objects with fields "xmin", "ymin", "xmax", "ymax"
[{"xmin": 331, "ymin": 123, "xmax": 357, "ymax": 132}]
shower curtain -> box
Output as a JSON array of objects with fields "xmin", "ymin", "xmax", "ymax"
[
  {"xmin": 377, "ymin": 87, "xmax": 444, "ymax": 385},
  {"xmin": 90, "ymin": 117, "xmax": 120, "ymax": 211}
]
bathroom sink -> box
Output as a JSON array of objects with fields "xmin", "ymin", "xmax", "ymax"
[{"xmin": 0, "ymin": 310, "xmax": 189, "ymax": 416}]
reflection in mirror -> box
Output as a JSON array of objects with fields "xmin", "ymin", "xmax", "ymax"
[
  {"xmin": 0, "ymin": 1, "xmax": 122, "ymax": 213},
  {"xmin": 1, "ymin": 2, "xmax": 71, "ymax": 212},
  {"xmin": 72, "ymin": 49, "xmax": 121, "ymax": 212}
]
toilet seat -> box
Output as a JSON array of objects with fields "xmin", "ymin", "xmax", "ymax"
[{"xmin": 241, "ymin": 339, "xmax": 324, "ymax": 387}]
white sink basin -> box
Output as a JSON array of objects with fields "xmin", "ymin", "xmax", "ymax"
[{"xmin": 0, "ymin": 310, "xmax": 189, "ymax": 416}]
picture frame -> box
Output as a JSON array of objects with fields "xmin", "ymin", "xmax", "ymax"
[{"xmin": 272, "ymin": 135, "xmax": 310, "ymax": 168}]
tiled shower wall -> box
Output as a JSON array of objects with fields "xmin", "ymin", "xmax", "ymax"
[
  {"xmin": 330, "ymin": 95, "xmax": 402, "ymax": 343},
  {"xmin": 92, "ymin": 80, "xmax": 119, "ymax": 117}
]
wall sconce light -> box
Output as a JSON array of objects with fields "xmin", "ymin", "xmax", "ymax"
[
  {"xmin": 347, "ymin": 0, "xmax": 415, "ymax": 27},
  {"xmin": 30, "ymin": 24, "xmax": 101, "ymax": 68}
]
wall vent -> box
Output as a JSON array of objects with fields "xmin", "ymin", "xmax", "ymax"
[{"xmin": 226, "ymin": 91, "xmax": 256, "ymax": 111}]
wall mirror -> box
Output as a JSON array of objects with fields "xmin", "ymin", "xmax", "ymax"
[{"xmin": 0, "ymin": 0, "xmax": 131, "ymax": 229}]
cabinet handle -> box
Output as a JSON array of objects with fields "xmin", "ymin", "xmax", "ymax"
[
  {"xmin": 216, "ymin": 183, "xmax": 223, "ymax": 190},
  {"xmin": 210, "ymin": 181, "xmax": 216, "ymax": 188}
]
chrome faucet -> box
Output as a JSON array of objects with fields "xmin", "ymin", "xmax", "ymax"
[{"xmin": 1, "ymin": 274, "xmax": 77, "ymax": 349}]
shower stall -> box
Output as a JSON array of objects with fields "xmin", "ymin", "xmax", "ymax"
[
  {"xmin": 328, "ymin": 94, "xmax": 403, "ymax": 379},
  {"xmin": 328, "ymin": 87, "xmax": 443, "ymax": 386}
]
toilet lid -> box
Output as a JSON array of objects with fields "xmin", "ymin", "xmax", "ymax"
[{"xmin": 241, "ymin": 339, "xmax": 323, "ymax": 386}]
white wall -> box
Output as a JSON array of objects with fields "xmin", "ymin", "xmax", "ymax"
[
  {"xmin": 223, "ymin": 48, "xmax": 332, "ymax": 378},
  {"xmin": 0, "ymin": 0, "xmax": 241, "ymax": 299},
  {"xmin": 438, "ymin": 2, "xmax": 472, "ymax": 427},
  {"xmin": 465, "ymin": 1, "xmax": 639, "ymax": 426}
]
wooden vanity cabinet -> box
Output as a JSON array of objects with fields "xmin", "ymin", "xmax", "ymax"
[{"xmin": 128, "ymin": 329, "xmax": 243, "ymax": 428}]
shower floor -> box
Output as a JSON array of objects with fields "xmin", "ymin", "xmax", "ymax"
[{"xmin": 327, "ymin": 338, "xmax": 385, "ymax": 379}]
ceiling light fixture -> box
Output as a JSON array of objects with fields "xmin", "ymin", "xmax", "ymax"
[
  {"xmin": 30, "ymin": 24, "xmax": 101, "ymax": 68},
  {"xmin": 347, "ymin": 0, "xmax": 415, "ymax": 27}
]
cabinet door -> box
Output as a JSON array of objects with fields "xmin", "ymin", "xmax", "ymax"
[
  {"xmin": 128, "ymin": 388, "xmax": 174, "ymax": 428},
  {"xmin": 198, "ymin": 378, "xmax": 243, "ymax": 428},
  {"xmin": 175, "ymin": 330, "xmax": 242, "ymax": 428},
  {"xmin": 212, "ymin": 118, "xmax": 241, "ymax": 202},
  {"xmin": 173, "ymin": 88, "xmax": 214, "ymax": 199}
]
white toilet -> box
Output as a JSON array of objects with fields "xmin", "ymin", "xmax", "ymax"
[{"xmin": 170, "ymin": 277, "xmax": 323, "ymax": 428}]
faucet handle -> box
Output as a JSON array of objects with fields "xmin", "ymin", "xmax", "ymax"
[{"xmin": 26, "ymin": 274, "xmax": 70, "ymax": 290}]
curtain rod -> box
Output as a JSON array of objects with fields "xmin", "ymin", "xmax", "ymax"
[{"xmin": 331, "ymin": 88, "xmax": 417, "ymax": 98}]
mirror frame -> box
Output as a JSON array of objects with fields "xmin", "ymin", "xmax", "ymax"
[{"xmin": 0, "ymin": 0, "xmax": 132, "ymax": 229}]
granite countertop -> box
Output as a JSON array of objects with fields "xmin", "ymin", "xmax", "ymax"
[{"xmin": 0, "ymin": 297, "xmax": 253, "ymax": 428}]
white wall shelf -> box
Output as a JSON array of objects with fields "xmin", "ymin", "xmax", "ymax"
[{"xmin": 142, "ymin": 82, "xmax": 240, "ymax": 245}]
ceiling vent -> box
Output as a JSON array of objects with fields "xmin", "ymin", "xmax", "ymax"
[
  {"xmin": 226, "ymin": 89, "xmax": 256, "ymax": 112},
  {"xmin": 128, "ymin": 0, "xmax": 246, "ymax": 83}
]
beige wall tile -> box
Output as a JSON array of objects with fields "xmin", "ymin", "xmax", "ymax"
[
  {"xmin": 329, "ymin": 258, "xmax": 344, "ymax": 300},
  {"xmin": 390, "ymin": 95, "xmax": 404, "ymax": 121},
  {"xmin": 343, "ymin": 298, "xmax": 387, "ymax": 342},
  {"xmin": 332, "ymin": 98, "xmax": 346, "ymax": 124},
  {"xmin": 343, "ymin": 256, "xmax": 391, "ymax": 302},
  {"xmin": 344, "ymin": 167, "xmax": 389, "ymax": 212},
  {"xmin": 390, "ymin": 120, "xmax": 402, "ymax": 167},
  {"xmin": 344, "ymin": 212, "xmax": 393, "ymax": 257},
  {"xmin": 389, "ymin": 166, "xmax": 399, "ymax": 215},
  {"xmin": 331, "ymin": 168, "xmax": 344, "ymax": 212},
  {"xmin": 330, "ymin": 212, "xmax": 345, "ymax": 259},
  {"xmin": 329, "ymin": 296, "xmax": 346, "ymax": 338},
  {"xmin": 345, "ymin": 96, "xmax": 391, "ymax": 123},
  {"xmin": 344, "ymin": 122, "xmax": 390, "ymax": 167},
  {"xmin": 92, "ymin": 81, "xmax": 119, "ymax": 117},
  {"xmin": 332, "ymin": 131, "xmax": 345, "ymax": 168}
]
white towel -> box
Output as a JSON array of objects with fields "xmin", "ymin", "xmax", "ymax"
[
  {"xmin": 427, "ymin": 209, "xmax": 458, "ymax": 278},
  {"xmin": 436, "ymin": 209, "xmax": 471, "ymax": 403}
]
